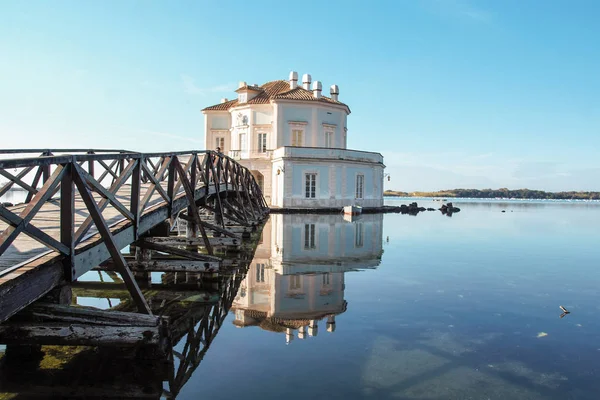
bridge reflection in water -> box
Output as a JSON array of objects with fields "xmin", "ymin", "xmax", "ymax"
[{"xmin": 0, "ymin": 213, "xmax": 383, "ymax": 399}]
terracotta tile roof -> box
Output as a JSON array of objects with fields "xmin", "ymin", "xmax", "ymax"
[
  {"xmin": 202, "ymin": 79, "xmax": 349, "ymax": 111},
  {"xmin": 235, "ymin": 84, "xmax": 263, "ymax": 93},
  {"xmin": 201, "ymin": 98, "xmax": 238, "ymax": 111},
  {"xmin": 246, "ymin": 80, "xmax": 292, "ymax": 104},
  {"xmin": 271, "ymin": 87, "xmax": 348, "ymax": 108}
]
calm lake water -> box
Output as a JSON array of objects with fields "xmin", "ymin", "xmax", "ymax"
[
  {"xmin": 177, "ymin": 199, "xmax": 600, "ymax": 400},
  {"xmin": 2, "ymin": 198, "xmax": 600, "ymax": 399}
]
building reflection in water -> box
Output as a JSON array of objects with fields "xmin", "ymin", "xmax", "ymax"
[{"xmin": 232, "ymin": 213, "xmax": 383, "ymax": 344}]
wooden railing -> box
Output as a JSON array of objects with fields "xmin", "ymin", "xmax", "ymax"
[{"xmin": 0, "ymin": 150, "xmax": 268, "ymax": 300}]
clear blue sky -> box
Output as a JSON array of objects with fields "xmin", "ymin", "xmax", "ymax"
[{"xmin": 1, "ymin": 0, "xmax": 599, "ymax": 191}]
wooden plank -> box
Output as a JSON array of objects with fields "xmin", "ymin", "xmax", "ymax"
[
  {"xmin": 0, "ymin": 323, "xmax": 162, "ymax": 346},
  {"xmin": 15, "ymin": 303, "xmax": 162, "ymax": 327},
  {"xmin": 142, "ymin": 236, "xmax": 240, "ymax": 247},
  {"xmin": 25, "ymin": 165, "xmax": 44, "ymax": 203},
  {"xmin": 60, "ymin": 163, "xmax": 75, "ymax": 279},
  {"xmin": 135, "ymin": 238, "xmax": 221, "ymax": 262},
  {"xmin": 72, "ymin": 281, "xmax": 220, "ymax": 299},
  {"xmin": 178, "ymin": 213, "xmax": 240, "ymax": 239},
  {"xmin": 130, "ymin": 159, "xmax": 141, "ymax": 239},
  {"xmin": 0, "ymin": 258, "xmax": 63, "ymax": 323},
  {"xmin": 102, "ymin": 259, "xmax": 220, "ymax": 273}
]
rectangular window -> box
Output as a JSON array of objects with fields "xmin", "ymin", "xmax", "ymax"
[
  {"xmin": 325, "ymin": 131, "xmax": 334, "ymax": 148},
  {"xmin": 290, "ymin": 275, "xmax": 302, "ymax": 290},
  {"xmin": 356, "ymin": 174, "xmax": 364, "ymax": 199},
  {"xmin": 322, "ymin": 273, "xmax": 330, "ymax": 286},
  {"xmin": 215, "ymin": 137, "xmax": 225, "ymax": 150},
  {"xmin": 239, "ymin": 133, "xmax": 247, "ymax": 151},
  {"xmin": 256, "ymin": 263, "xmax": 265, "ymax": 283},
  {"xmin": 239, "ymin": 93, "xmax": 247, "ymax": 103},
  {"xmin": 304, "ymin": 223, "xmax": 316, "ymax": 249},
  {"xmin": 355, "ymin": 222, "xmax": 364, "ymax": 247},
  {"xmin": 292, "ymin": 129, "xmax": 303, "ymax": 146},
  {"xmin": 258, "ymin": 133, "xmax": 267, "ymax": 152},
  {"xmin": 305, "ymin": 173, "xmax": 316, "ymax": 198}
]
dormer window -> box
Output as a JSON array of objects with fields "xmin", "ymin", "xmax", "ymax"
[{"xmin": 239, "ymin": 93, "xmax": 247, "ymax": 103}]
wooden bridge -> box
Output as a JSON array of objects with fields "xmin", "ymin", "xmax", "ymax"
[
  {"xmin": 0, "ymin": 241, "xmax": 259, "ymax": 399},
  {"xmin": 0, "ymin": 149, "xmax": 269, "ymax": 323}
]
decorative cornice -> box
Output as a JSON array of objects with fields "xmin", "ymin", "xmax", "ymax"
[{"xmin": 287, "ymin": 120, "xmax": 308, "ymax": 126}]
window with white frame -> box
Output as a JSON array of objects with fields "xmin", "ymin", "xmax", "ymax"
[
  {"xmin": 304, "ymin": 223, "xmax": 316, "ymax": 249},
  {"xmin": 257, "ymin": 132, "xmax": 267, "ymax": 152},
  {"xmin": 238, "ymin": 93, "xmax": 247, "ymax": 103},
  {"xmin": 305, "ymin": 173, "xmax": 316, "ymax": 198},
  {"xmin": 325, "ymin": 130, "xmax": 334, "ymax": 148},
  {"xmin": 215, "ymin": 137, "xmax": 225, "ymax": 150},
  {"xmin": 356, "ymin": 174, "xmax": 364, "ymax": 199},
  {"xmin": 292, "ymin": 129, "xmax": 303, "ymax": 146},
  {"xmin": 256, "ymin": 263, "xmax": 265, "ymax": 283},
  {"xmin": 355, "ymin": 222, "xmax": 364, "ymax": 247}
]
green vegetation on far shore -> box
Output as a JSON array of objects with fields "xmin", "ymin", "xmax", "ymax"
[{"xmin": 384, "ymin": 188, "xmax": 600, "ymax": 200}]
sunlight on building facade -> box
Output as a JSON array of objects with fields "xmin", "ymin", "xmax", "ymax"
[{"xmin": 202, "ymin": 71, "xmax": 385, "ymax": 208}]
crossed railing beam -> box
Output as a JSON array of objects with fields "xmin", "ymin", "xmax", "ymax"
[{"xmin": 0, "ymin": 150, "xmax": 268, "ymax": 315}]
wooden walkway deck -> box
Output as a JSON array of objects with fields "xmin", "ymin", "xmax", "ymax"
[
  {"xmin": 0, "ymin": 150, "xmax": 268, "ymax": 322},
  {"xmin": 0, "ymin": 182, "xmax": 174, "ymax": 272}
]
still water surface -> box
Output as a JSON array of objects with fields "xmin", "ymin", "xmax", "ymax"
[
  {"xmin": 179, "ymin": 199, "xmax": 600, "ymax": 400},
  {"xmin": 2, "ymin": 198, "xmax": 600, "ymax": 399}
]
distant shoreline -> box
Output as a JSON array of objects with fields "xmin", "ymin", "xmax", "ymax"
[{"xmin": 384, "ymin": 189, "xmax": 600, "ymax": 201}]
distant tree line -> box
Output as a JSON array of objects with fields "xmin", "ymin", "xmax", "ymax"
[{"xmin": 384, "ymin": 188, "xmax": 600, "ymax": 200}]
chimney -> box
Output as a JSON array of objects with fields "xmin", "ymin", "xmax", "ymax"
[
  {"xmin": 298, "ymin": 325, "xmax": 307, "ymax": 339},
  {"xmin": 330, "ymin": 85, "xmax": 339, "ymax": 101},
  {"xmin": 238, "ymin": 81, "xmax": 246, "ymax": 88},
  {"xmin": 308, "ymin": 320, "xmax": 318, "ymax": 337},
  {"xmin": 220, "ymin": 98, "xmax": 228, "ymax": 103},
  {"xmin": 285, "ymin": 328, "xmax": 294, "ymax": 344},
  {"xmin": 289, "ymin": 71, "xmax": 298, "ymax": 89},
  {"xmin": 326, "ymin": 315, "xmax": 336, "ymax": 333},
  {"xmin": 302, "ymin": 74, "xmax": 312, "ymax": 90},
  {"xmin": 312, "ymin": 81, "xmax": 322, "ymax": 99}
]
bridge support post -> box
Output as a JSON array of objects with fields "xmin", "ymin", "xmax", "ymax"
[
  {"xmin": 185, "ymin": 206, "xmax": 198, "ymax": 251},
  {"xmin": 60, "ymin": 163, "xmax": 75, "ymax": 281}
]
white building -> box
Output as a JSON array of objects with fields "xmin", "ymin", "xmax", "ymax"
[
  {"xmin": 231, "ymin": 213, "xmax": 383, "ymax": 343},
  {"xmin": 202, "ymin": 71, "xmax": 385, "ymax": 208}
]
